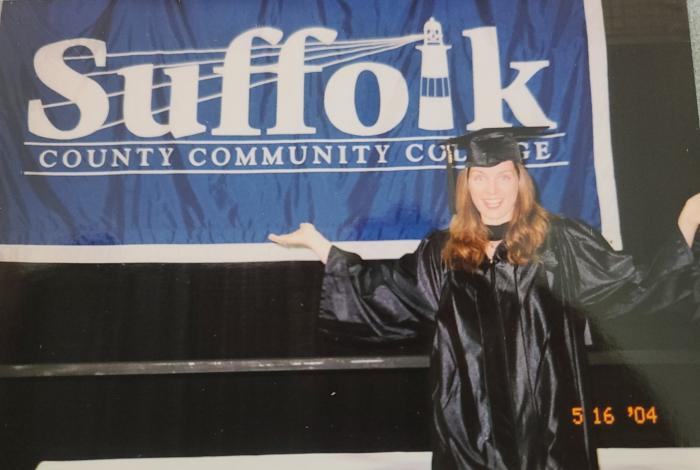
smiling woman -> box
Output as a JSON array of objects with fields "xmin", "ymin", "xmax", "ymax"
[
  {"xmin": 268, "ymin": 128, "xmax": 700, "ymax": 470},
  {"xmin": 467, "ymin": 163, "xmax": 519, "ymax": 224},
  {"xmin": 444, "ymin": 159, "xmax": 549, "ymax": 268}
]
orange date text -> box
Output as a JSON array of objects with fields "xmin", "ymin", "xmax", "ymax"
[{"xmin": 571, "ymin": 405, "xmax": 658, "ymax": 426}]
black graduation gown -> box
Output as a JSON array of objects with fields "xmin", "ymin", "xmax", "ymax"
[{"xmin": 319, "ymin": 216, "xmax": 699, "ymax": 470}]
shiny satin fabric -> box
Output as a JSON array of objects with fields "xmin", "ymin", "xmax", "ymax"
[{"xmin": 319, "ymin": 216, "xmax": 699, "ymax": 470}]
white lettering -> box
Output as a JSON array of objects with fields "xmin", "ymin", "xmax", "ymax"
[
  {"xmin": 118, "ymin": 64, "xmax": 205, "ymax": 139},
  {"xmin": 289, "ymin": 145, "xmax": 307, "ymax": 165},
  {"xmin": 462, "ymin": 27, "xmax": 556, "ymax": 130},
  {"xmin": 534, "ymin": 141, "xmax": 551, "ymax": 160},
  {"xmin": 28, "ymin": 39, "xmax": 109, "ymax": 139},
  {"xmin": 518, "ymin": 142, "xmax": 530, "ymax": 160},
  {"xmin": 427, "ymin": 144, "xmax": 446, "ymax": 162},
  {"xmin": 262, "ymin": 147, "xmax": 283, "ymax": 165},
  {"xmin": 111, "ymin": 148, "xmax": 130, "ymax": 167},
  {"xmin": 338, "ymin": 145, "xmax": 348, "ymax": 165},
  {"xmin": 158, "ymin": 147, "xmax": 174, "ymax": 166},
  {"xmin": 87, "ymin": 149, "xmax": 107, "ymax": 168},
  {"xmin": 119, "ymin": 64, "xmax": 170, "ymax": 137},
  {"xmin": 214, "ymin": 28, "xmax": 283, "ymax": 136},
  {"xmin": 212, "ymin": 147, "xmax": 231, "ymax": 166},
  {"xmin": 164, "ymin": 65, "xmax": 206, "ymax": 138},
  {"xmin": 39, "ymin": 149, "xmax": 58, "ymax": 168},
  {"xmin": 352, "ymin": 145, "xmax": 370, "ymax": 164},
  {"xmin": 375, "ymin": 144, "xmax": 390, "ymax": 164},
  {"xmin": 136, "ymin": 147, "xmax": 154, "ymax": 167},
  {"xmin": 268, "ymin": 28, "xmax": 337, "ymax": 135},
  {"xmin": 189, "ymin": 147, "xmax": 207, "ymax": 167},
  {"xmin": 63, "ymin": 149, "xmax": 81, "ymax": 169},
  {"xmin": 324, "ymin": 62, "xmax": 408, "ymax": 136},
  {"xmin": 312, "ymin": 145, "xmax": 333, "ymax": 165},
  {"xmin": 235, "ymin": 147, "xmax": 257, "ymax": 166},
  {"xmin": 405, "ymin": 143, "xmax": 424, "ymax": 162}
]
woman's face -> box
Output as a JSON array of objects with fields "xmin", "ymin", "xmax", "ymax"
[{"xmin": 467, "ymin": 161, "xmax": 519, "ymax": 225}]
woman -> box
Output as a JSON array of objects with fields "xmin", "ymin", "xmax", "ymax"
[{"xmin": 269, "ymin": 130, "xmax": 700, "ymax": 470}]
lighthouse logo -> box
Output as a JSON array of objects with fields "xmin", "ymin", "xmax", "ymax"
[{"xmin": 417, "ymin": 17, "xmax": 454, "ymax": 130}]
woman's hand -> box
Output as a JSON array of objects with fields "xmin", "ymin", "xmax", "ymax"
[
  {"xmin": 268, "ymin": 223, "xmax": 332, "ymax": 264},
  {"xmin": 678, "ymin": 193, "xmax": 700, "ymax": 247}
]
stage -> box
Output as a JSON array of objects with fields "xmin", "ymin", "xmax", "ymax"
[{"xmin": 36, "ymin": 448, "xmax": 700, "ymax": 470}]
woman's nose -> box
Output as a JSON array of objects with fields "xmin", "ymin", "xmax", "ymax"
[{"xmin": 486, "ymin": 178, "xmax": 498, "ymax": 194}]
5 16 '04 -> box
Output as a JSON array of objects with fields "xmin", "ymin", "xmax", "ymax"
[{"xmin": 571, "ymin": 406, "xmax": 659, "ymax": 426}]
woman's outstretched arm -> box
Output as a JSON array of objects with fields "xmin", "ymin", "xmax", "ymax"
[
  {"xmin": 268, "ymin": 223, "xmax": 332, "ymax": 264},
  {"xmin": 270, "ymin": 223, "xmax": 446, "ymax": 342}
]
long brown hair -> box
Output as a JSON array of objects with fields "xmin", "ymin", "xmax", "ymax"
[{"xmin": 441, "ymin": 163, "xmax": 549, "ymax": 270}]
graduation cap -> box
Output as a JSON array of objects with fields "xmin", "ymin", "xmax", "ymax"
[{"xmin": 441, "ymin": 127, "xmax": 550, "ymax": 214}]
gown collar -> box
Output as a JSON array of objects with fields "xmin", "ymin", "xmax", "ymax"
[{"xmin": 486, "ymin": 222, "xmax": 510, "ymax": 241}]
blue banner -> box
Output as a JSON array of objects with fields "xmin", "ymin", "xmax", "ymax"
[{"xmin": 0, "ymin": 0, "xmax": 618, "ymax": 261}]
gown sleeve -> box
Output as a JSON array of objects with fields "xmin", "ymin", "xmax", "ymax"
[
  {"xmin": 318, "ymin": 231, "xmax": 447, "ymax": 342},
  {"xmin": 554, "ymin": 217, "xmax": 699, "ymax": 321}
]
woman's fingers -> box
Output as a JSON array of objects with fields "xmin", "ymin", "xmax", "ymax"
[
  {"xmin": 268, "ymin": 232, "xmax": 301, "ymax": 247},
  {"xmin": 268, "ymin": 223, "xmax": 317, "ymax": 247},
  {"xmin": 267, "ymin": 233, "xmax": 286, "ymax": 245},
  {"xmin": 267, "ymin": 223, "xmax": 331, "ymax": 264}
]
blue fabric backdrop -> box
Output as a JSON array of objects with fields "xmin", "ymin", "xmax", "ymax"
[{"xmin": 0, "ymin": 0, "xmax": 602, "ymax": 251}]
